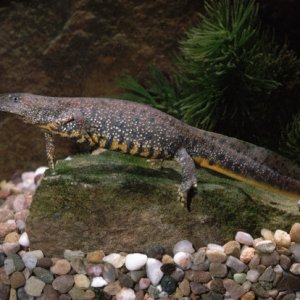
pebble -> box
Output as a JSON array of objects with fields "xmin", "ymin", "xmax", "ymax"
[
  {"xmin": 226, "ymin": 256, "xmax": 247, "ymax": 273},
  {"xmin": 116, "ymin": 287, "xmax": 136, "ymax": 300},
  {"xmin": 63, "ymin": 249, "xmax": 85, "ymax": 262},
  {"xmin": 290, "ymin": 223, "xmax": 300, "ymax": 243},
  {"xmin": 24, "ymin": 276, "xmax": 45, "ymax": 297},
  {"xmin": 259, "ymin": 266, "xmax": 275, "ymax": 281},
  {"xmin": 2, "ymin": 242, "xmax": 20, "ymax": 255},
  {"xmin": 33, "ymin": 266, "xmax": 54, "ymax": 284},
  {"xmin": 223, "ymin": 240, "xmax": 241, "ymax": 258},
  {"xmin": 19, "ymin": 232, "xmax": 30, "ymax": 247},
  {"xmin": 241, "ymin": 291, "xmax": 255, "ymax": 300},
  {"xmin": 254, "ymin": 240, "xmax": 276, "ymax": 254},
  {"xmin": 70, "ymin": 257, "xmax": 86, "ymax": 274},
  {"xmin": 74, "ymin": 274, "xmax": 90, "ymax": 289},
  {"xmin": 192, "ymin": 248, "xmax": 206, "ymax": 265},
  {"xmin": 290, "ymin": 263, "xmax": 300, "ymax": 275},
  {"xmin": 290, "ymin": 243, "xmax": 300, "ymax": 262},
  {"xmin": 125, "ymin": 253, "xmax": 147, "ymax": 271},
  {"xmin": 52, "ymin": 275, "xmax": 74, "ymax": 293},
  {"xmin": 4, "ymin": 258, "xmax": 16, "ymax": 275},
  {"xmin": 119, "ymin": 272, "xmax": 134, "ymax": 288},
  {"xmin": 206, "ymin": 249, "xmax": 227, "ymax": 263},
  {"xmin": 274, "ymin": 230, "xmax": 291, "ymax": 248},
  {"xmin": 246, "ymin": 269, "xmax": 260, "ymax": 282},
  {"xmin": 22, "ymin": 252, "xmax": 38, "ymax": 270},
  {"xmin": 68, "ymin": 286, "xmax": 84, "ymax": 300},
  {"xmin": 139, "ymin": 277, "xmax": 151, "ymax": 290},
  {"xmin": 233, "ymin": 273, "xmax": 247, "ymax": 284},
  {"xmin": 178, "ymin": 278, "xmax": 190, "ymax": 296},
  {"xmin": 10, "ymin": 271, "xmax": 26, "ymax": 289},
  {"xmin": 261, "ymin": 228, "xmax": 275, "ymax": 242},
  {"xmin": 83, "ymin": 289, "xmax": 96, "ymax": 300},
  {"xmin": 37, "ymin": 257, "xmax": 53, "ymax": 269},
  {"xmin": 209, "ymin": 263, "xmax": 227, "ymax": 278},
  {"xmin": 146, "ymin": 258, "xmax": 163, "ymax": 285},
  {"xmin": 235, "ymin": 231, "xmax": 254, "ymax": 246},
  {"xmin": 189, "ymin": 282, "xmax": 209, "ymax": 295},
  {"xmin": 103, "ymin": 253, "xmax": 126, "ymax": 268},
  {"xmin": 86, "ymin": 250, "xmax": 105, "ymax": 263},
  {"xmin": 129, "ymin": 270, "xmax": 146, "ymax": 282},
  {"xmin": 240, "ymin": 246, "xmax": 255, "ymax": 264},
  {"xmin": 147, "ymin": 244, "xmax": 165, "ymax": 259},
  {"xmin": 86, "ymin": 264, "xmax": 102, "ymax": 277},
  {"xmin": 102, "ymin": 262, "xmax": 117, "ymax": 282},
  {"xmin": 160, "ymin": 275, "xmax": 177, "ymax": 294},
  {"xmin": 103, "ymin": 280, "xmax": 121, "ymax": 295},
  {"xmin": 260, "ymin": 251, "xmax": 280, "ymax": 266},
  {"xmin": 91, "ymin": 276, "xmax": 108, "ymax": 288},
  {"xmin": 50, "ymin": 259, "xmax": 71, "ymax": 275},
  {"xmin": 173, "ymin": 252, "xmax": 193, "ymax": 270},
  {"xmin": 4, "ymin": 232, "xmax": 20, "ymax": 243},
  {"xmin": 43, "ymin": 284, "xmax": 59, "ymax": 300},
  {"xmin": 223, "ymin": 278, "xmax": 244, "ymax": 299},
  {"xmin": 173, "ymin": 240, "xmax": 195, "ymax": 254}
]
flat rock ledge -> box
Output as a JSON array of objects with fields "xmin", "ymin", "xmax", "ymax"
[{"xmin": 25, "ymin": 152, "xmax": 300, "ymax": 256}]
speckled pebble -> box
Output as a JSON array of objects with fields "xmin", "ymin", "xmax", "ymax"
[
  {"xmin": 33, "ymin": 266, "xmax": 54, "ymax": 284},
  {"xmin": 160, "ymin": 275, "xmax": 177, "ymax": 294},
  {"xmin": 86, "ymin": 250, "xmax": 105, "ymax": 264},
  {"xmin": 274, "ymin": 230, "xmax": 291, "ymax": 248},
  {"xmin": 50, "ymin": 259, "xmax": 71, "ymax": 275},
  {"xmin": 240, "ymin": 246, "xmax": 255, "ymax": 264}
]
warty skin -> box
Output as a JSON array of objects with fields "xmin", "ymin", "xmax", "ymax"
[{"xmin": 0, "ymin": 93, "xmax": 300, "ymax": 210}]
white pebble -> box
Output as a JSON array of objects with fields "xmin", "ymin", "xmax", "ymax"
[
  {"xmin": 19, "ymin": 232, "xmax": 30, "ymax": 247},
  {"xmin": 246, "ymin": 269, "xmax": 260, "ymax": 282},
  {"xmin": 125, "ymin": 253, "xmax": 147, "ymax": 271},
  {"xmin": 34, "ymin": 166, "xmax": 48, "ymax": 177},
  {"xmin": 254, "ymin": 240, "xmax": 276, "ymax": 254},
  {"xmin": 146, "ymin": 258, "xmax": 163, "ymax": 285},
  {"xmin": 290, "ymin": 263, "xmax": 300, "ymax": 275},
  {"xmin": 235, "ymin": 231, "xmax": 254, "ymax": 246},
  {"xmin": 91, "ymin": 276, "xmax": 108, "ymax": 288},
  {"xmin": 22, "ymin": 252, "xmax": 37, "ymax": 270},
  {"xmin": 21, "ymin": 172, "xmax": 35, "ymax": 182},
  {"xmin": 274, "ymin": 230, "xmax": 291, "ymax": 248},
  {"xmin": 174, "ymin": 252, "xmax": 193, "ymax": 270},
  {"xmin": 116, "ymin": 288, "xmax": 136, "ymax": 300},
  {"xmin": 207, "ymin": 243, "xmax": 224, "ymax": 251},
  {"xmin": 173, "ymin": 240, "xmax": 195, "ymax": 254},
  {"xmin": 103, "ymin": 253, "xmax": 126, "ymax": 269}
]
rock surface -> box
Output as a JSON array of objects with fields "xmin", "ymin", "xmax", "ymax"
[{"xmin": 26, "ymin": 152, "xmax": 300, "ymax": 256}]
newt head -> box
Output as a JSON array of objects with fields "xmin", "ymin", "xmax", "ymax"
[{"xmin": 0, "ymin": 93, "xmax": 46, "ymax": 124}]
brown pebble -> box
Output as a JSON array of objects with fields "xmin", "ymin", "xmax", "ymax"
[
  {"xmin": 290, "ymin": 223, "xmax": 300, "ymax": 243},
  {"xmin": 185, "ymin": 270, "xmax": 212, "ymax": 283},
  {"xmin": 178, "ymin": 278, "xmax": 190, "ymax": 296},
  {"xmin": 10, "ymin": 271, "xmax": 25, "ymax": 289},
  {"xmin": 136, "ymin": 289, "xmax": 144, "ymax": 300},
  {"xmin": 0, "ymin": 222, "xmax": 17, "ymax": 238},
  {"xmin": 223, "ymin": 240, "xmax": 241, "ymax": 258},
  {"xmin": 241, "ymin": 291, "xmax": 255, "ymax": 300},
  {"xmin": 37, "ymin": 257, "xmax": 54, "ymax": 269},
  {"xmin": 83, "ymin": 289, "xmax": 96, "ymax": 300},
  {"xmin": 50, "ymin": 259, "xmax": 71, "ymax": 275},
  {"xmin": 43, "ymin": 284, "xmax": 59, "ymax": 300},
  {"xmin": 86, "ymin": 250, "xmax": 105, "ymax": 263}
]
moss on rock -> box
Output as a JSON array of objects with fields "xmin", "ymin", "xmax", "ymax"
[{"xmin": 27, "ymin": 151, "xmax": 300, "ymax": 256}]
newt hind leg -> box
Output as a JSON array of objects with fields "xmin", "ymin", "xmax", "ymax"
[{"xmin": 174, "ymin": 147, "xmax": 198, "ymax": 211}]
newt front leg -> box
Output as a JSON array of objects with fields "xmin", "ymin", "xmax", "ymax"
[{"xmin": 44, "ymin": 132, "xmax": 55, "ymax": 170}]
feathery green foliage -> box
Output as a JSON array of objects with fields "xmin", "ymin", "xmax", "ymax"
[
  {"xmin": 118, "ymin": 65, "xmax": 182, "ymax": 119},
  {"xmin": 280, "ymin": 112, "xmax": 300, "ymax": 163},
  {"xmin": 118, "ymin": 0, "xmax": 300, "ymax": 151}
]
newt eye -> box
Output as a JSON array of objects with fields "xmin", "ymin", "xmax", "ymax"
[{"xmin": 12, "ymin": 96, "xmax": 19, "ymax": 103}]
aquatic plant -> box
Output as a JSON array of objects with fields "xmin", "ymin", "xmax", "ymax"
[
  {"xmin": 118, "ymin": 65, "xmax": 183, "ymax": 119},
  {"xmin": 118, "ymin": 0, "xmax": 300, "ymax": 149},
  {"xmin": 280, "ymin": 112, "xmax": 300, "ymax": 163}
]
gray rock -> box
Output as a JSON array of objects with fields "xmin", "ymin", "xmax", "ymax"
[
  {"xmin": 70, "ymin": 257, "xmax": 87, "ymax": 275},
  {"xmin": 226, "ymin": 256, "xmax": 247, "ymax": 273},
  {"xmin": 189, "ymin": 282, "xmax": 209, "ymax": 295},
  {"xmin": 52, "ymin": 275, "xmax": 74, "ymax": 294},
  {"xmin": 223, "ymin": 279, "xmax": 244, "ymax": 300},
  {"xmin": 276, "ymin": 271, "xmax": 300, "ymax": 290},
  {"xmin": 17, "ymin": 287, "xmax": 33, "ymax": 300},
  {"xmin": 22, "ymin": 252, "xmax": 38, "ymax": 270},
  {"xmin": 64, "ymin": 249, "xmax": 85, "ymax": 262},
  {"xmin": 4, "ymin": 258, "xmax": 15, "ymax": 275},
  {"xmin": 24, "ymin": 276, "xmax": 45, "ymax": 297},
  {"xmin": 33, "ymin": 266, "xmax": 54, "ymax": 284},
  {"xmin": 0, "ymin": 253, "xmax": 6, "ymax": 267},
  {"xmin": 147, "ymin": 244, "xmax": 165, "ymax": 260},
  {"xmin": 259, "ymin": 266, "xmax": 275, "ymax": 282},
  {"xmin": 9, "ymin": 254, "xmax": 25, "ymax": 271},
  {"xmin": 209, "ymin": 263, "xmax": 227, "ymax": 278},
  {"xmin": 102, "ymin": 263, "xmax": 117, "ymax": 283}
]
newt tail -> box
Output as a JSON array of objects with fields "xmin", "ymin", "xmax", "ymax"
[{"xmin": 0, "ymin": 93, "xmax": 299, "ymax": 210}]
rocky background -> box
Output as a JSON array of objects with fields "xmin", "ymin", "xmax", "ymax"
[{"xmin": 0, "ymin": 0, "xmax": 300, "ymax": 179}]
